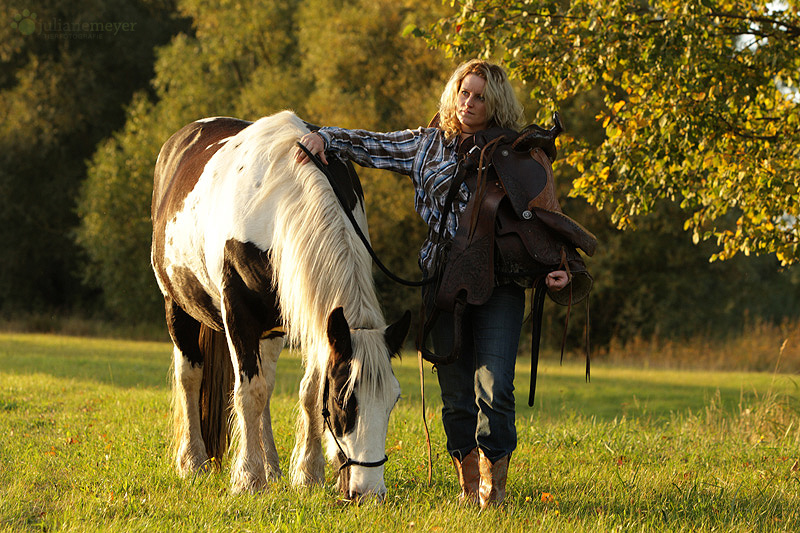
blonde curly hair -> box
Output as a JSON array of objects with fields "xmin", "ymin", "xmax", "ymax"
[{"xmin": 437, "ymin": 59, "xmax": 524, "ymax": 139}]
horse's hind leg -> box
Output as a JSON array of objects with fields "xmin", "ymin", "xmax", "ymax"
[
  {"xmin": 259, "ymin": 336, "xmax": 284, "ymax": 481},
  {"xmin": 166, "ymin": 300, "xmax": 210, "ymax": 475},
  {"xmin": 290, "ymin": 365, "xmax": 325, "ymax": 487}
]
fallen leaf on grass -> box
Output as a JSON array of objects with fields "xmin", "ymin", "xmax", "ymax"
[{"xmin": 541, "ymin": 492, "xmax": 556, "ymax": 503}]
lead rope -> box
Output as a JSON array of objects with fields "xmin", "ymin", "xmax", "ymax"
[
  {"xmin": 418, "ymin": 349, "xmax": 433, "ymax": 484},
  {"xmin": 558, "ymin": 247, "xmax": 573, "ymax": 365}
]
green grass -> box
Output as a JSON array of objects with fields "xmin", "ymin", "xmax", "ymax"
[{"xmin": 1, "ymin": 333, "xmax": 798, "ymax": 532}]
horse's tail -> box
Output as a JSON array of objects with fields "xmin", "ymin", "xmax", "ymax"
[{"xmin": 198, "ymin": 324, "xmax": 234, "ymax": 464}]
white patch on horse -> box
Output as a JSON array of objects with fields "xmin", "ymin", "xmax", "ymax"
[
  {"xmin": 161, "ymin": 123, "xmax": 283, "ymax": 307},
  {"xmin": 204, "ymin": 136, "xmax": 233, "ymax": 150},
  {"xmin": 195, "ymin": 116, "xmax": 228, "ymax": 123}
]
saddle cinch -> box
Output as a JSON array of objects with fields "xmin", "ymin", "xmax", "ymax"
[{"xmin": 418, "ymin": 114, "xmax": 597, "ymax": 405}]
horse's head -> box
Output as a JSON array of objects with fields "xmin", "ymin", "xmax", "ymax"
[{"xmin": 324, "ymin": 307, "xmax": 410, "ymax": 502}]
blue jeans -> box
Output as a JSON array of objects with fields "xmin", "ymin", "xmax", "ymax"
[{"xmin": 432, "ymin": 283, "xmax": 526, "ymax": 463}]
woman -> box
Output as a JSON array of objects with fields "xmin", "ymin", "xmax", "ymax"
[{"xmin": 296, "ymin": 59, "xmax": 573, "ymax": 508}]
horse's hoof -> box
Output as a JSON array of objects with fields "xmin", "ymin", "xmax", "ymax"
[
  {"xmin": 231, "ymin": 471, "xmax": 268, "ymax": 494},
  {"xmin": 266, "ymin": 466, "xmax": 283, "ymax": 482},
  {"xmin": 176, "ymin": 450, "xmax": 211, "ymax": 477}
]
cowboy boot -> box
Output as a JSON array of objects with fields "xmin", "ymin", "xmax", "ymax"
[
  {"xmin": 452, "ymin": 448, "xmax": 480, "ymax": 504},
  {"xmin": 478, "ymin": 449, "xmax": 511, "ymax": 509}
]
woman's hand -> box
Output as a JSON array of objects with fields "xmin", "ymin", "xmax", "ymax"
[
  {"xmin": 546, "ymin": 270, "xmax": 570, "ymax": 291},
  {"xmin": 295, "ymin": 132, "xmax": 328, "ymax": 165}
]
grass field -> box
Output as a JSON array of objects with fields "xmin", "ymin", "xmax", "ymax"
[{"xmin": 1, "ymin": 333, "xmax": 798, "ymax": 531}]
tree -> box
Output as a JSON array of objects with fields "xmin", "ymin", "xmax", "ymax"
[
  {"xmin": 422, "ymin": 0, "xmax": 800, "ymax": 265},
  {"xmin": 296, "ymin": 0, "xmax": 454, "ymax": 323}
]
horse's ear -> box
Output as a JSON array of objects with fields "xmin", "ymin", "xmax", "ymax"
[
  {"xmin": 384, "ymin": 310, "xmax": 411, "ymax": 358},
  {"xmin": 327, "ymin": 307, "xmax": 352, "ymax": 361}
]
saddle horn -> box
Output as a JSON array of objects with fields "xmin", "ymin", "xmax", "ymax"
[{"xmin": 512, "ymin": 112, "xmax": 564, "ymax": 162}]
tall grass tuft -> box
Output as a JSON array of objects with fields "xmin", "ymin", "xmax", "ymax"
[
  {"xmin": 693, "ymin": 385, "xmax": 800, "ymax": 447},
  {"xmin": 599, "ymin": 318, "xmax": 800, "ymax": 373}
]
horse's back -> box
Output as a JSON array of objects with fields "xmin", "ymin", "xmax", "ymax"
[{"xmin": 152, "ymin": 117, "xmax": 252, "ymax": 225}]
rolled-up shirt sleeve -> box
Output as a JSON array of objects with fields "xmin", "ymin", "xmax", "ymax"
[{"xmin": 316, "ymin": 127, "xmax": 425, "ymax": 176}]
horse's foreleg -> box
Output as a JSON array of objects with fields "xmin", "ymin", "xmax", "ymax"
[
  {"xmin": 166, "ymin": 301, "xmax": 209, "ymax": 475},
  {"xmin": 290, "ymin": 363, "xmax": 325, "ymax": 487},
  {"xmin": 225, "ymin": 333, "xmax": 269, "ymax": 493},
  {"xmin": 230, "ymin": 366, "xmax": 268, "ymax": 493},
  {"xmin": 259, "ymin": 336, "xmax": 284, "ymax": 481},
  {"xmin": 222, "ymin": 281, "xmax": 272, "ymax": 494}
]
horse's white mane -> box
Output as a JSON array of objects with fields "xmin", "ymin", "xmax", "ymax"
[{"xmin": 244, "ymin": 111, "xmax": 391, "ymax": 399}]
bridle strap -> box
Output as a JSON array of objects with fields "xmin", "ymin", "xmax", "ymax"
[{"xmin": 321, "ymin": 376, "xmax": 388, "ymax": 471}]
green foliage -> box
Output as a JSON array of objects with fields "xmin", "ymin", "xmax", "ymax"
[
  {"xmin": 1, "ymin": 333, "xmax": 799, "ymax": 531},
  {"xmin": 0, "ymin": 0, "xmax": 187, "ymax": 313},
  {"xmin": 425, "ymin": 0, "xmax": 800, "ymax": 265}
]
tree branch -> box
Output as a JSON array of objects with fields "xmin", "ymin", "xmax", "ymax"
[{"xmin": 709, "ymin": 10, "xmax": 800, "ymax": 38}]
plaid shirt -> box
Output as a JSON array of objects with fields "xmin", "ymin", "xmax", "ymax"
[{"xmin": 317, "ymin": 126, "xmax": 468, "ymax": 274}]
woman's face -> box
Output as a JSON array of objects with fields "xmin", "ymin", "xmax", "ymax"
[{"xmin": 456, "ymin": 73, "xmax": 488, "ymax": 134}]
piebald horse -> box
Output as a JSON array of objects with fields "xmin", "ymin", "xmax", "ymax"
[{"xmin": 151, "ymin": 111, "xmax": 410, "ymax": 499}]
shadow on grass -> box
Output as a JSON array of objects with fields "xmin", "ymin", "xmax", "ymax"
[
  {"xmin": 0, "ymin": 334, "xmax": 305, "ymax": 393},
  {"xmin": 393, "ymin": 353, "xmax": 798, "ymax": 423}
]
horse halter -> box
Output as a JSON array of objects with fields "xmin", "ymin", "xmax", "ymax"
[{"xmin": 321, "ymin": 375, "xmax": 388, "ymax": 471}]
